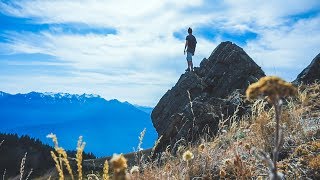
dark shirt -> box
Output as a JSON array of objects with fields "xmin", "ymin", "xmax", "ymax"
[{"xmin": 186, "ymin": 34, "xmax": 197, "ymax": 54}]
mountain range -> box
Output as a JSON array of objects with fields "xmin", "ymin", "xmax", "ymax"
[{"xmin": 0, "ymin": 91, "xmax": 157, "ymax": 157}]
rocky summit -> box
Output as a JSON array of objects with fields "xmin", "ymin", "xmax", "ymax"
[
  {"xmin": 151, "ymin": 41, "xmax": 265, "ymax": 153},
  {"xmin": 293, "ymin": 53, "xmax": 320, "ymax": 85}
]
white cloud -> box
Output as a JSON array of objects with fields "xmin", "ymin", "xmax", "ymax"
[
  {"xmin": 0, "ymin": 0, "xmax": 319, "ymax": 105},
  {"xmin": 221, "ymin": 0, "xmax": 320, "ymax": 26},
  {"xmin": 245, "ymin": 15, "xmax": 320, "ymax": 69}
]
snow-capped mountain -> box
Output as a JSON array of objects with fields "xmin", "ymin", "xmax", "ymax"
[
  {"xmin": 0, "ymin": 91, "xmax": 157, "ymax": 157},
  {"xmin": 0, "ymin": 91, "xmax": 101, "ymax": 104},
  {"xmin": 41, "ymin": 92, "xmax": 100, "ymax": 99}
]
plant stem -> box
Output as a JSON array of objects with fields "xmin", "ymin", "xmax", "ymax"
[{"xmin": 272, "ymin": 98, "xmax": 281, "ymax": 179}]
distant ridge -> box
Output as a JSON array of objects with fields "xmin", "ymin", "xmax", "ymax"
[{"xmin": 134, "ymin": 105, "xmax": 153, "ymax": 114}]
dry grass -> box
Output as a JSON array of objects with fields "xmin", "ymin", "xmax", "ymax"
[{"xmin": 31, "ymin": 81, "xmax": 320, "ymax": 179}]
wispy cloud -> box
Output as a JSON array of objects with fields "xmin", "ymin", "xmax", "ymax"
[{"xmin": 0, "ymin": 0, "xmax": 319, "ymax": 105}]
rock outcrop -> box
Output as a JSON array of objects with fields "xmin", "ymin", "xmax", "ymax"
[
  {"xmin": 293, "ymin": 53, "xmax": 320, "ymax": 85},
  {"xmin": 151, "ymin": 41, "xmax": 265, "ymax": 152}
]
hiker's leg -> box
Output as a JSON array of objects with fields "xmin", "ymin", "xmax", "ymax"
[
  {"xmin": 188, "ymin": 61, "xmax": 193, "ymax": 71},
  {"xmin": 186, "ymin": 52, "xmax": 193, "ymax": 71},
  {"xmin": 185, "ymin": 61, "xmax": 191, "ymax": 71},
  {"xmin": 186, "ymin": 52, "xmax": 192, "ymax": 71}
]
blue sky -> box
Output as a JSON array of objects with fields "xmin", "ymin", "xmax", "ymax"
[{"xmin": 0, "ymin": 0, "xmax": 320, "ymax": 106}]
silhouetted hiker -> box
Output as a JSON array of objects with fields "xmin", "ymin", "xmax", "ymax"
[{"xmin": 184, "ymin": 27, "xmax": 197, "ymax": 72}]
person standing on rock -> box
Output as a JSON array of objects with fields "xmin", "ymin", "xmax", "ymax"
[{"xmin": 184, "ymin": 27, "xmax": 197, "ymax": 72}]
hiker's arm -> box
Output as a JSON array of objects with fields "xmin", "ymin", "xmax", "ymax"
[{"xmin": 184, "ymin": 40, "xmax": 188, "ymax": 54}]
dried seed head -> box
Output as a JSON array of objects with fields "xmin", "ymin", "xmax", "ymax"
[
  {"xmin": 46, "ymin": 133, "xmax": 59, "ymax": 149},
  {"xmin": 110, "ymin": 154, "xmax": 128, "ymax": 172},
  {"xmin": 246, "ymin": 76, "xmax": 297, "ymax": 102},
  {"xmin": 103, "ymin": 160, "xmax": 109, "ymax": 180},
  {"xmin": 198, "ymin": 144, "xmax": 205, "ymax": 152},
  {"xmin": 182, "ymin": 150, "xmax": 194, "ymax": 161},
  {"xmin": 219, "ymin": 168, "xmax": 226, "ymax": 177}
]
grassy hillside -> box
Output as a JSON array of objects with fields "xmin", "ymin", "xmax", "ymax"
[
  {"xmin": 131, "ymin": 81, "xmax": 320, "ymax": 179},
  {"xmin": 2, "ymin": 78, "xmax": 320, "ymax": 179}
]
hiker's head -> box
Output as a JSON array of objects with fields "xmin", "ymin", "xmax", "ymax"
[{"xmin": 188, "ymin": 27, "xmax": 192, "ymax": 34}]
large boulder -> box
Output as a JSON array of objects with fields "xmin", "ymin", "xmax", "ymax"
[
  {"xmin": 151, "ymin": 41, "xmax": 265, "ymax": 153},
  {"xmin": 293, "ymin": 53, "xmax": 320, "ymax": 85}
]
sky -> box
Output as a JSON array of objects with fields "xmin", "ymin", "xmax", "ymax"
[{"xmin": 0, "ymin": 0, "xmax": 319, "ymax": 106}]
